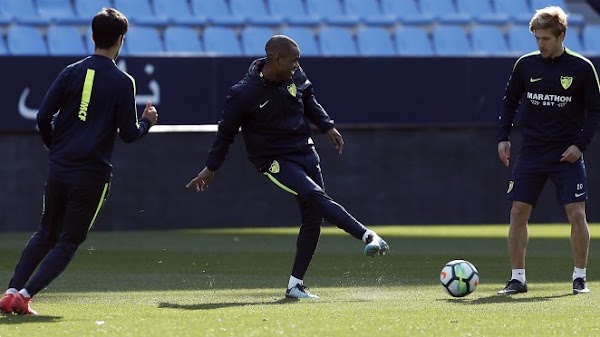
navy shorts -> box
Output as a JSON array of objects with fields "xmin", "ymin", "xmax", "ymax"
[{"xmin": 508, "ymin": 156, "xmax": 587, "ymax": 206}]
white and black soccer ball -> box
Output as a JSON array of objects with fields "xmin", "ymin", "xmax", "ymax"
[{"xmin": 440, "ymin": 259, "xmax": 479, "ymax": 297}]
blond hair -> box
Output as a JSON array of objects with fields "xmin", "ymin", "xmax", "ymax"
[{"xmin": 529, "ymin": 6, "xmax": 568, "ymax": 37}]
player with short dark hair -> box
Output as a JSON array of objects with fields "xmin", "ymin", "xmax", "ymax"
[
  {"xmin": 497, "ymin": 6, "xmax": 600, "ymax": 295},
  {"xmin": 186, "ymin": 35, "xmax": 389, "ymax": 299},
  {"xmin": 0, "ymin": 7, "xmax": 158, "ymax": 315}
]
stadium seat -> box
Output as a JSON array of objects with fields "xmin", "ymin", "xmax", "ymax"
[
  {"xmin": 74, "ymin": 0, "xmax": 112, "ymax": 21},
  {"xmin": 507, "ymin": 26, "xmax": 536, "ymax": 54},
  {"xmin": 305, "ymin": 0, "xmax": 358, "ymax": 26},
  {"xmin": 0, "ymin": 34, "xmax": 7, "ymax": 55},
  {"xmin": 202, "ymin": 26, "xmax": 243, "ymax": 55},
  {"xmin": 356, "ymin": 26, "xmax": 395, "ymax": 56},
  {"xmin": 124, "ymin": 26, "xmax": 164, "ymax": 55},
  {"xmin": 493, "ymin": 0, "xmax": 532, "ymax": 24},
  {"xmin": 191, "ymin": 0, "xmax": 244, "ymax": 26},
  {"xmin": 564, "ymin": 30, "xmax": 584, "ymax": 53},
  {"xmin": 344, "ymin": 0, "xmax": 396, "ymax": 26},
  {"xmin": 0, "ymin": 0, "xmax": 50, "ymax": 25},
  {"xmin": 432, "ymin": 25, "xmax": 472, "ymax": 55},
  {"xmin": 530, "ymin": 0, "xmax": 584, "ymax": 26},
  {"xmin": 394, "ymin": 26, "xmax": 434, "ymax": 55},
  {"xmin": 582, "ymin": 24, "xmax": 600, "ymax": 54},
  {"xmin": 163, "ymin": 26, "xmax": 203, "ymax": 53},
  {"xmin": 47, "ymin": 25, "xmax": 88, "ymax": 55},
  {"xmin": 455, "ymin": 0, "xmax": 510, "ymax": 25},
  {"xmin": 6, "ymin": 25, "xmax": 48, "ymax": 55},
  {"xmin": 470, "ymin": 25, "xmax": 510, "ymax": 55},
  {"xmin": 380, "ymin": 0, "xmax": 435, "ymax": 25},
  {"xmin": 153, "ymin": 0, "xmax": 206, "ymax": 25},
  {"xmin": 241, "ymin": 26, "xmax": 274, "ymax": 56},
  {"xmin": 230, "ymin": 0, "xmax": 281, "ymax": 26},
  {"xmin": 280, "ymin": 26, "xmax": 320, "ymax": 56},
  {"xmin": 37, "ymin": 0, "xmax": 86, "ymax": 24},
  {"xmin": 419, "ymin": 0, "xmax": 472, "ymax": 25},
  {"xmin": 268, "ymin": 0, "xmax": 320, "ymax": 26},
  {"xmin": 318, "ymin": 26, "xmax": 358, "ymax": 56},
  {"xmin": 113, "ymin": 0, "xmax": 168, "ymax": 26}
]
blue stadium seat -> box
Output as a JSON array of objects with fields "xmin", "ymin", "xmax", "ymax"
[
  {"xmin": 380, "ymin": 0, "xmax": 435, "ymax": 25},
  {"xmin": 455, "ymin": 0, "xmax": 509, "ymax": 25},
  {"xmin": 191, "ymin": 0, "xmax": 244, "ymax": 26},
  {"xmin": 124, "ymin": 26, "xmax": 164, "ymax": 55},
  {"xmin": 507, "ymin": 26, "xmax": 536, "ymax": 54},
  {"xmin": 153, "ymin": 0, "xmax": 206, "ymax": 25},
  {"xmin": 202, "ymin": 26, "xmax": 243, "ymax": 55},
  {"xmin": 305, "ymin": 0, "xmax": 358, "ymax": 26},
  {"xmin": 564, "ymin": 30, "xmax": 583, "ymax": 52},
  {"xmin": 7, "ymin": 25, "xmax": 48, "ymax": 55},
  {"xmin": 0, "ymin": 34, "xmax": 8, "ymax": 55},
  {"xmin": 0, "ymin": 0, "xmax": 50, "ymax": 25},
  {"xmin": 432, "ymin": 25, "xmax": 472, "ymax": 55},
  {"xmin": 318, "ymin": 26, "xmax": 358, "ymax": 56},
  {"xmin": 493, "ymin": 0, "xmax": 532, "ymax": 24},
  {"xmin": 230, "ymin": 0, "xmax": 281, "ymax": 26},
  {"xmin": 47, "ymin": 25, "xmax": 88, "ymax": 55},
  {"xmin": 113, "ymin": 0, "xmax": 168, "ymax": 26},
  {"xmin": 530, "ymin": 0, "xmax": 584, "ymax": 26},
  {"xmin": 241, "ymin": 26, "xmax": 274, "ymax": 56},
  {"xmin": 268, "ymin": 0, "xmax": 320, "ymax": 26},
  {"xmin": 356, "ymin": 26, "xmax": 395, "ymax": 56},
  {"xmin": 344, "ymin": 0, "xmax": 396, "ymax": 26},
  {"xmin": 163, "ymin": 26, "xmax": 203, "ymax": 53},
  {"xmin": 582, "ymin": 24, "xmax": 600, "ymax": 54},
  {"xmin": 74, "ymin": 0, "xmax": 112, "ymax": 21},
  {"xmin": 37, "ymin": 0, "xmax": 87, "ymax": 24},
  {"xmin": 280, "ymin": 26, "xmax": 320, "ymax": 56},
  {"xmin": 419, "ymin": 0, "xmax": 472, "ymax": 25},
  {"xmin": 470, "ymin": 25, "xmax": 510, "ymax": 55},
  {"xmin": 394, "ymin": 26, "xmax": 434, "ymax": 55}
]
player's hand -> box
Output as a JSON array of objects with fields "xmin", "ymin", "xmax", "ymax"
[
  {"xmin": 186, "ymin": 167, "xmax": 215, "ymax": 192},
  {"xmin": 498, "ymin": 141, "xmax": 511, "ymax": 167},
  {"xmin": 560, "ymin": 145, "xmax": 582, "ymax": 163},
  {"xmin": 142, "ymin": 101, "xmax": 158, "ymax": 126},
  {"xmin": 326, "ymin": 128, "xmax": 344, "ymax": 155}
]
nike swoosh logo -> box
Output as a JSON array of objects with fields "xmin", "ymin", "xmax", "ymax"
[
  {"xmin": 575, "ymin": 192, "xmax": 586, "ymax": 197},
  {"xmin": 530, "ymin": 77, "xmax": 543, "ymax": 82},
  {"xmin": 259, "ymin": 100, "xmax": 269, "ymax": 108}
]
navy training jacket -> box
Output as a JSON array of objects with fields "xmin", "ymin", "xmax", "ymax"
[
  {"xmin": 37, "ymin": 55, "xmax": 151, "ymax": 184},
  {"xmin": 497, "ymin": 48, "xmax": 600, "ymax": 159},
  {"xmin": 205, "ymin": 58, "xmax": 335, "ymax": 171}
]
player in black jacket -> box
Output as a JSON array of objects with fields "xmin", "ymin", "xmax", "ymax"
[
  {"xmin": 0, "ymin": 8, "xmax": 157, "ymax": 315},
  {"xmin": 187, "ymin": 35, "xmax": 389, "ymax": 299},
  {"xmin": 496, "ymin": 6, "xmax": 600, "ymax": 295}
]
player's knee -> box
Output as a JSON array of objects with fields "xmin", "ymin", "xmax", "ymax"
[{"xmin": 566, "ymin": 207, "xmax": 586, "ymax": 225}]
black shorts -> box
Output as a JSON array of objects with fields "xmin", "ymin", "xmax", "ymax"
[
  {"xmin": 40, "ymin": 177, "xmax": 110, "ymax": 243},
  {"xmin": 507, "ymin": 156, "xmax": 587, "ymax": 206}
]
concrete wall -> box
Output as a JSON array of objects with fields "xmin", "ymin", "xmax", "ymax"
[{"xmin": 3, "ymin": 127, "xmax": 600, "ymax": 231}]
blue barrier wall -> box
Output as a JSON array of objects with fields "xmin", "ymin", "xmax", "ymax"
[
  {"xmin": 1, "ymin": 56, "xmax": 529, "ymax": 130},
  {"xmin": 2, "ymin": 56, "xmax": 600, "ymax": 230}
]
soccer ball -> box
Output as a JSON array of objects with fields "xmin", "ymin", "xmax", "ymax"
[{"xmin": 440, "ymin": 259, "xmax": 479, "ymax": 297}]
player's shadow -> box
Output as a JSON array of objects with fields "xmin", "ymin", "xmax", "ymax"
[
  {"xmin": 439, "ymin": 293, "xmax": 573, "ymax": 304},
  {"xmin": 159, "ymin": 298, "xmax": 371, "ymax": 310},
  {"xmin": 0, "ymin": 315, "xmax": 62, "ymax": 324},
  {"xmin": 158, "ymin": 298, "xmax": 298, "ymax": 310}
]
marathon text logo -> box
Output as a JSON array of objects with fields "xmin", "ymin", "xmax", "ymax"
[{"xmin": 527, "ymin": 92, "xmax": 572, "ymax": 107}]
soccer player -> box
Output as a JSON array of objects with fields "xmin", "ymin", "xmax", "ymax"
[
  {"xmin": 0, "ymin": 8, "xmax": 157, "ymax": 315},
  {"xmin": 186, "ymin": 35, "xmax": 389, "ymax": 299},
  {"xmin": 496, "ymin": 6, "xmax": 600, "ymax": 295}
]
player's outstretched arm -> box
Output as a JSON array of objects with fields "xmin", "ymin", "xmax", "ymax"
[
  {"xmin": 186, "ymin": 167, "xmax": 215, "ymax": 192},
  {"xmin": 325, "ymin": 128, "xmax": 344, "ymax": 155}
]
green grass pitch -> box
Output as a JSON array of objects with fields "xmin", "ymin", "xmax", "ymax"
[{"xmin": 1, "ymin": 224, "xmax": 599, "ymax": 336}]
